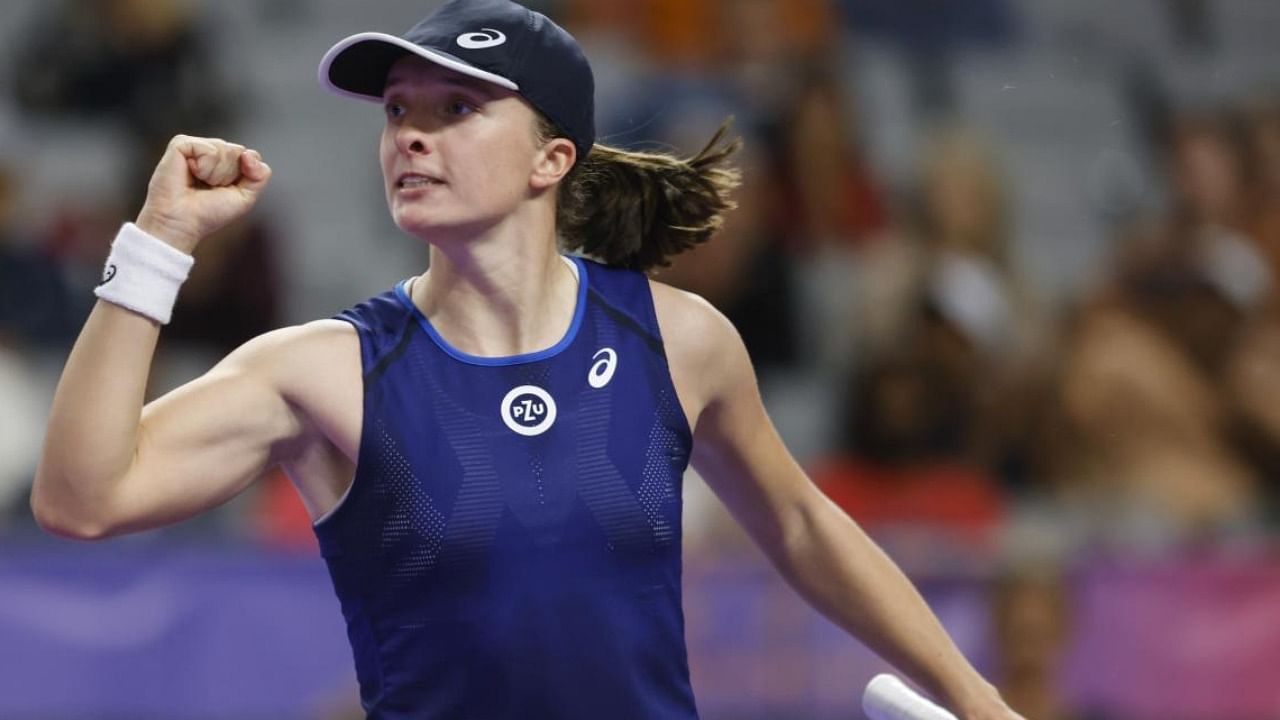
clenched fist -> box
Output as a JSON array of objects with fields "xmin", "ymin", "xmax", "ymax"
[{"xmin": 135, "ymin": 135, "xmax": 272, "ymax": 254}]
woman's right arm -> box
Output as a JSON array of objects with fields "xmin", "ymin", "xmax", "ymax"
[{"xmin": 30, "ymin": 134, "xmax": 293, "ymax": 539}]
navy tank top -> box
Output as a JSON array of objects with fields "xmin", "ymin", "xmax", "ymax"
[{"xmin": 315, "ymin": 256, "xmax": 699, "ymax": 719}]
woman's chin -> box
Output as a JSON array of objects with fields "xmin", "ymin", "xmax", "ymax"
[
  {"xmin": 392, "ymin": 210, "xmax": 498, "ymax": 243},
  {"xmin": 394, "ymin": 218, "xmax": 433, "ymax": 238},
  {"xmin": 393, "ymin": 213, "xmax": 451, "ymax": 239}
]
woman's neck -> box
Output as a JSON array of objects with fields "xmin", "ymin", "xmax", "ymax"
[{"xmin": 409, "ymin": 214, "xmax": 578, "ymax": 359}]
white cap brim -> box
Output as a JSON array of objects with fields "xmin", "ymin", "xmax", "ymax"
[{"xmin": 318, "ymin": 31, "xmax": 519, "ymax": 102}]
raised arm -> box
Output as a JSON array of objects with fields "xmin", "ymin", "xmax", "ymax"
[
  {"xmin": 653, "ymin": 283, "xmax": 1022, "ymax": 720},
  {"xmin": 31, "ymin": 135, "xmax": 315, "ymax": 538}
]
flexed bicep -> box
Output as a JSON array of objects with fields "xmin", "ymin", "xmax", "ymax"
[
  {"xmin": 34, "ymin": 322, "xmax": 347, "ymax": 539},
  {"xmin": 114, "ymin": 342, "xmax": 308, "ymax": 535}
]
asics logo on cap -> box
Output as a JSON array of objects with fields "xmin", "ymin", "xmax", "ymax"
[{"xmin": 457, "ymin": 28, "xmax": 507, "ymax": 49}]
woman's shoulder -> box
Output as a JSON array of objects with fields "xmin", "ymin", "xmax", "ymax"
[
  {"xmin": 649, "ymin": 280, "xmax": 750, "ymax": 378},
  {"xmin": 648, "ymin": 280, "xmax": 730, "ymax": 343},
  {"xmin": 216, "ymin": 320, "xmax": 360, "ymax": 396},
  {"xmin": 650, "ymin": 275, "xmax": 721, "ymax": 326},
  {"xmin": 232, "ymin": 319, "xmax": 358, "ymax": 361}
]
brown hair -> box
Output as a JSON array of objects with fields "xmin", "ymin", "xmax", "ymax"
[{"xmin": 536, "ymin": 116, "xmax": 743, "ymax": 272}]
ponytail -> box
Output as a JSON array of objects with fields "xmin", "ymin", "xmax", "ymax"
[{"xmin": 538, "ymin": 117, "xmax": 743, "ymax": 273}]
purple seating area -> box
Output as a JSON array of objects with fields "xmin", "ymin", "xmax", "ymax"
[
  {"xmin": 2, "ymin": 541, "xmax": 1277, "ymax": 719},
  {"xmin": 1064, "ymin": 554, "xmax": 1280, "ymax": 719}
]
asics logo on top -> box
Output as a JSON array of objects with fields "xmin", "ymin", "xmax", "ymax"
[
  {"xmin": 587, "ymin": 348, "xmax": 618, "ymax": 389},
  {"xmin": 457, "ymin": 28, "xmax": 507, "ymax": 49},
  {"xmin": 501, "ymin": 384, "xmax": 557, "ymax": 436}
]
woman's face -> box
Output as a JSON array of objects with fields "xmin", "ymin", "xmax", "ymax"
[
  {"xmin": 379, "ymin": 56, "xmax": 543, "ymax": 239},
  {"xmin": 1173, "ymin": 126, "xmax": 1244, "ymax": 225}
]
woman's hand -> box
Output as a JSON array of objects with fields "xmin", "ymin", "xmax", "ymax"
[{"xmin": 135, "ymin": 134, "xmax": 272, "ymax": 253}]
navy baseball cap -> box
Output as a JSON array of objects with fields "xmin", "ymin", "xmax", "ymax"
[{"xmin": 319, "ymin": 0, "xmax": 595, "ymax": 161}]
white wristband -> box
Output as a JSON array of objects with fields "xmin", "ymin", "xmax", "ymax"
[{"xmin": 93, "ymin": 223, "xmax": 195, "ymax": 325}]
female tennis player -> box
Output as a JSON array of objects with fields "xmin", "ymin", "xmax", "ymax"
[{"xmin": 32, "ymin": 1, "xmax": 1023, "ymax": 718}]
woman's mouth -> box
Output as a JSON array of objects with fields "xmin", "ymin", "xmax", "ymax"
[{"xmin": 397, "ymin": 173, "xmax": 444, "ymax": 189}]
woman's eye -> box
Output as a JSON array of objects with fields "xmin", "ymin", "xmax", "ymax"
[
  {"xmin": 384, "ymin": 102, "xmax": 406, "ymax": 119},
  {"xmin": 447, "ymin": 100, "xmax": 475, "ymax": 117}
]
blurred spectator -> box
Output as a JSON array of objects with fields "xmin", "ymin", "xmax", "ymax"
[
  {"xmin": 0, "ymin": 163, "xmax": 64, "ymax": 521},
  {"xmin": 1215, "ymin": 97, "xmax": 1280, "ymax": 518},
  {"xmin": 851, "ymin": 126, "xmax": 1055, "ymax": 493},
  {"xmin": 0, "ymin": 345, "xmax": 46, "ymax": 522},
  {"xmin": 715, "ymin": 0, "xmax": 842, "ymax": 116},
  {"xmin": 1245, "ymin": 95, "xmax": 1280, "ymax": 281},
  {"xmin": 1168, "ymin": 107, "xmax": 1257, "ymax": 241},
  {"xmin": 812, "ymin": 342, "xmax": 1006, "ymax": 544},
  {"xmin": 989, "ymin": 567, "xmax": 1090, "ymax": 720},
  {"xmin": 770, "ymin": 62, "xmax": 892, "ymax": 253},
  {"xmin": 707, "ymin": 0, "xmax": 892, "ymax": 254},
  {"xmin": 1225, "ymin": 313, "xmax": 1280, "ymax": 522},
  {"xmin": 857, "ymin": 126, "xmax": 1037, "ymax": 361},
  {"xmin": 13, "ymin": 0, "xmax": 229, "ymax": 138},
  {"xmin": 811, "ymin": 131, "xmax": 1020, "ymax": 544},
  {"xmin": 1042, "ymin": 97, "xmax": 1280, "ymax": 550},
  {"xmin": 13, "ymin": 0, "xmax": 234, "ymax": 204},
  {"xmin": 1053, "ymin": 298, "xmax": 1260, "ymax": 550},
  {"xmin": 13, "ymin": 0, "xmax": 285, "ymax": 369},
  {"xmin": 760, "ymin": 68, "xmax": 895, "ymax": 390},
  {"xmin": 0, "ymin": 163, "xmax": 79, "ymax": 349}
]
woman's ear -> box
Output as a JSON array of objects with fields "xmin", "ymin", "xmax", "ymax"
[{"xmin": 531, "ymin": 137, "xmax": 577, "ymax": 190}]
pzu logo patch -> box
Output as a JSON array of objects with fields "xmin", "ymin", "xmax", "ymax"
[{"xmin": 501, "ymin": 385, "xmax": 557, "ymax": 436}]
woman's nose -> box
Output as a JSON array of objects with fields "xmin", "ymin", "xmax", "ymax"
[{"xmin": 396, "ymin": 125, "xmax": 432, "ymax": 156}]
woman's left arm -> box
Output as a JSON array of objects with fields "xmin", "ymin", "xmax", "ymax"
[{"xmin": 656, "ymin": 285, "xmax": 1022, "ymax": 720}]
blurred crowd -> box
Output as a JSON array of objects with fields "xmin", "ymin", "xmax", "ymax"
[{"xmin": 0, "ymin": 1, "xmax": 1278, "ymax": 717}]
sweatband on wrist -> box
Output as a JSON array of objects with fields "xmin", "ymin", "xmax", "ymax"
[{"xmin": 93, "ymin": 223, "xmax": 195, "ymax": 325}]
